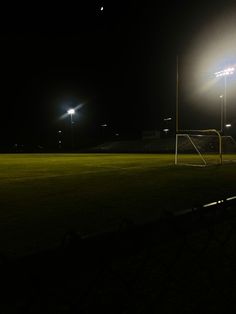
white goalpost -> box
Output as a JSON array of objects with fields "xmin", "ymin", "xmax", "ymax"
[
  {"xmin": 175, "ymin": 129, "xmax": 236, "ymax": 166},
  {"xmin": 175, "ymin": 129, "xmax": 222, "ymax": 166},
  {"xmin": 221, "ymin": 135, "xmax": 236, "ymax": 163}
]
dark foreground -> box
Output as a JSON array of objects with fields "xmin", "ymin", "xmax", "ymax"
[{"xmin": 1, "ymin": 199, "xmax": 236, "ymax": 313}]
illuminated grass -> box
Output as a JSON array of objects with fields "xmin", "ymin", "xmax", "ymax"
[
  {"xmin": 177, "ymin": 153, "xmax": 236, "ymax": 165},
  {"xmin": 0, "ymin": 153, "xmax": 236, "ymax": 257}
]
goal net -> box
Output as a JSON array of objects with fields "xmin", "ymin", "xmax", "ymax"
[
  {"xmin": 175, "ymin": 129, "xmax": 236, "ymax": 166},
  {"xmin": 222, "ymin": 135, "xmax": 236, "ymax": 163}
]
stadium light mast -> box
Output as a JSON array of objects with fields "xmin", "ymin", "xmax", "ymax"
[
  {"xmin": 176, "ymin": 56, "xmax": 179, "ymax": 133},
  {"xmin": 67, "ymin": 109, "xmax": 75, "ymax": 149},
  {"xmin": 68, "ymin": 108, "xmax": 75, "ymax": 124},
  {"xmin": 219, "ymin": 95, "xmax": 224, "ymax": 132},
  {"xmin": 214, "ymin": 67, "xmax": 235, "ymax": 133}
]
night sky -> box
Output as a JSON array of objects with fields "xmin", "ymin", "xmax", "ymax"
[{"xmin": 1, "ymin": 1, "xmax": 236, "ymax": 149}]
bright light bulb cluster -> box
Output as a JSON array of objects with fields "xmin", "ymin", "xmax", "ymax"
[
  {"xmin": 67, "ymin": 109, "xmax": 75, "ymax": 115},
  {"xmin": 215, "ymin": 67, "xmax": 235, "ymax": 77}
]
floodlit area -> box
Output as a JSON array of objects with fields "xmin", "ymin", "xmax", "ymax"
[
  {"xmin": 2, "ymin": 1, "xmax": 236, "ymax": 312},
  {"xmin": 0, "ymin": 153, "xmax": 236, "ymax": 257}
]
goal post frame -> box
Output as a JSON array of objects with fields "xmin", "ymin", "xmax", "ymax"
[{"xmin": 175, "ymin": 129, "xmax": 222, "ymax": 166}]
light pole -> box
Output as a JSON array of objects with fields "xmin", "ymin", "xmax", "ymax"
[
  {"xmin": 67, "ymin": 109, "xmax": 75, "ymax": 149},
  {"xmin": 219, "ymin": 95, "xmax": 224, "ymax": 132},
  {"xmin": 214, "ymin": 67, "xmax": 234, "ymax": 133},
  {"xmin": 176, "ymin": 56, "xmax": 179, "ymax": 133},
  {"xmin": 101, "ymin": 123, "xmax": 108, "ymax": 140},
  {"xmin": 58, "ymin": 130, "xmax": 62, "ymax": 149}
]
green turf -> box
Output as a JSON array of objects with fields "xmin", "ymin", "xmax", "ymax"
[{"xmin": 0, "ymin": 153, "xmax": 236, "ymax": 257}]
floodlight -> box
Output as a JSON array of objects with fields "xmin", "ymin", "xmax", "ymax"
[
  {"xmin": 214, "ymin": 66, "xmax": 235, "ymax": 132},
  {"xmin": 67, "ymin": 109, "xmax": 75, "ymax": 149},
  {"xmin": 214, "ymin": 67, "xmax": 235, "ymax": 77},
  {"xmin": 67, "ymin": 109, "xmax": 75, "ymax": 115}
]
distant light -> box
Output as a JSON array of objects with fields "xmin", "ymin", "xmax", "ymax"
[
  {"xmin": 100, "ymin": 6, "xmax": 104, "ymax": 11},
  {"xmin": 58, "ymin": 130, "xmax": 62, "ymax": 133},
  {"xmin": 215, "ymin": 67, "xmax": 235, "ymax": 77},
  {"xmin": 227, "ymin": 196, "xmax": 236, "ymax": 201},
  {"xmin": 219, "ymin": 95, "xmax": 223, "ymax": 98},
  {"xmin": 225, "ymin": 124, "xmax": 232, "ymax": 128},
  {"xmin": 164, "ymin": 117, "xmax": 172, "ymax": 121},
  {"xmin": 163, "ymin": 128, "xmax": 169, "ymax": 132},
  {"xmin": 203, "ymin": 201, "xmax": 218, "ymax": 208},
  {"xmin": 67, "ymin": 109, "xmax": 75, "ymax": 115},
  {"xmin": 101, "ymin": 124, "xmax": 108, "ymax": 127},
  {"xmin": 59, "ymin": 141, "xmax": 62, "ymax": 144},
  {"xmin": 115, "ymin": 133, "xmax": 119, "ymax": 136}
]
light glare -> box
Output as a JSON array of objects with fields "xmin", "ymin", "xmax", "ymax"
[
  {"xmin": 215, "ymin": 67, "xmax": 235, "ymax": 77},
  {"xmin": 67, "ymin": 109, "xmax": 75, "ymax": 115}
]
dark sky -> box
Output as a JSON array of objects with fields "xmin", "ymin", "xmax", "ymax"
[{"xmin": 1, "ymin": 1, "xmax": 236, "ymax": 148}]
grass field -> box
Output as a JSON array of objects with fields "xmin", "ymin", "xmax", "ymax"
[{"xmin": 0, "ymin": 153, "xmax": 236, "ymax": 257}]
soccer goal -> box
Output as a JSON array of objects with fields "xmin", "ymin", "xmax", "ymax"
[
  {"xmin": 175, "ymin": 129, "xmax": 236, "ymax": 166},
  {"xmin": 174, "ymin": 56, "xmax": 236, "ymax": 166},
  {"xmin": 222, "ymin": 135, "xmax": 236, "ymax": 163}
]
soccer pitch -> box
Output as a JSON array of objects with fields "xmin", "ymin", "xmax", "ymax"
[{"xmin": 0, "ymin": 153, "xmax": 236, "ymax": 257}]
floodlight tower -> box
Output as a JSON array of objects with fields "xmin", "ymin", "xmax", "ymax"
[
  {"xmin": 68, "ymin": 108, "xmax": 75, "ymax": 124},
  {"xmin": 219, "ymin": 95, "xmax": 224, "ymax": 132},
  {"xmin": 67, "ymin": 108, "xmax": 75, "ymax": 149},
  {"xmin": 100, "ymin": 123, "xmax": 108, "ymax": 140},
  {"xmin": 176, "ymin": 56, "xmax": 179, "ymax": 133},
  {"xmin": 214, "ymin": 67, "xmax": 235, "ymax": 133}
]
